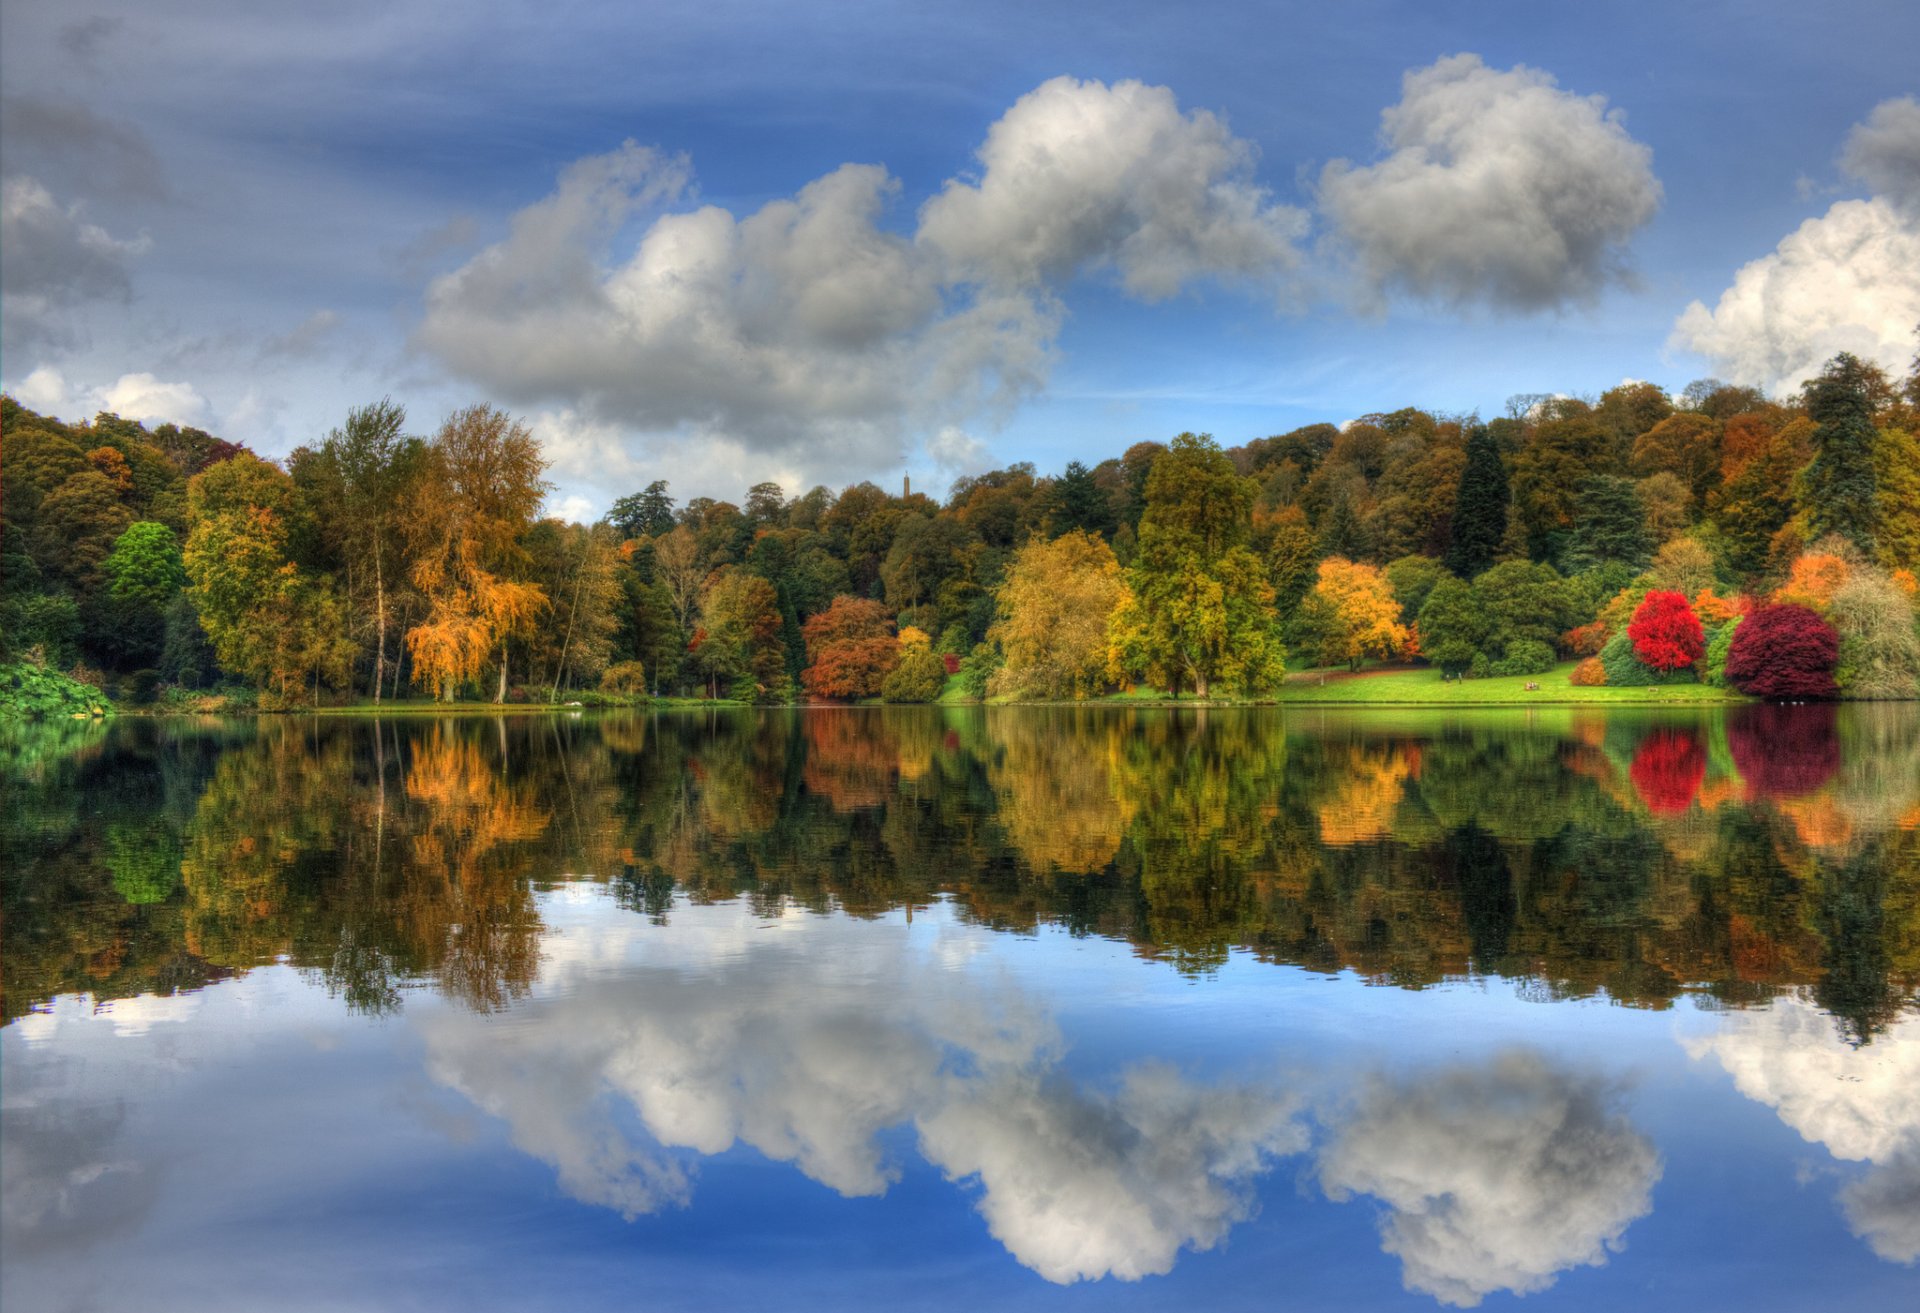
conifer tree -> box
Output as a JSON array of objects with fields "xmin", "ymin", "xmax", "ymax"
[
  {"xmin": 1445, "ymin": 426, "xmax": 1509, "ymax": 579},
  {"xmin": 1802, "ymin": 353, "xmax": 1881, "ymax": 554}
]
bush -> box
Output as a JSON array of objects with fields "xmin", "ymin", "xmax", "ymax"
[
  {"xmin": 0, "ymin": 662, "xmax": 113, "ymax": 718},
  {"xmin": 1489, "ymin": 638, "xmax": 1557, "ymax": 677},
  {"xmin": 1830, "ymin": 574, "xmax": 1920, "ymax": 700},
  {"xmin": 1468, "ymin": 651, "xmax": 1492, "ymax": 680},
  {"xmin": 125, "ymin": 668, "xmax": 163, "ymax": 705},
  {"xmin": 599, "ymin": 661, "xmax": 649, "ymax": 695},
  {"xmin": 1569, "ymin": 657, "xmax": 1607, "ymax": 686},
  {"xmin": 1599, "ymin": 632, "xmax": 1695, "ymax": 686},
  {"xmin": 880, "ymin": 644, "xmax": 947, "ymax": 703},
  {"xmin": 957, "ymin": 642, "xmax": 1000, "ymax": 700},
  {"xmin": 1627, "ymin": 590, "xmax": 1705, "ymax": 671},
  {"xmin": 1724, "ymin": 604, "xmax": 1839, "ymax": 700}
]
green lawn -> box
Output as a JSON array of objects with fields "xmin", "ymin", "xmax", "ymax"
[{"xmin": 1273, "ymin": 662, "xmax": 1743, "ymax": 705}]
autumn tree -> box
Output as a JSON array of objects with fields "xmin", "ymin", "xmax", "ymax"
[
  {"xmin": 1301, "ymin": 557, "xmax": 1412, "ymax": 670},
  {"xmin": 1873, "ymin": 425, "xmax": 1920, "ymax": 573},
  {"xmin": 1626, "ymin": 591, "xmax": 1705, "ymax": 672},
  {"xmin": 1264, "ymin": 505, "xmax": 1320, "ymax": 621},
  {"xmin": 403, "ymin": 405, "xmax": 550, "ymax": 701},
  {"xmin": 1108, "ymin": 433, "xmax": 1285, "ymax": 697},
  {"xmin": 1632, "ymin": 413, "xmax": 1721, "ymax": 508},
  {"xmin": 1445, "ymin": 425, "xmax": 1509, "ymax": 579},
  {"xmin": 988, "ymin": 531, "xmax": 1130, "ymax": 700},
  {"xmin": 801, "ymin": 596, "xmax": 898, "ymax": 699},
  {"xmin": 1725, "ymin": 604, "xmax": 1840, "ymax": 699},
  {"xmin": 695, "ymin": 568, "xmax": 786, "ymax": 699},
  {"xmin": 1830, "ymin": 571, "xmax": 1920, "ymax": 700}
]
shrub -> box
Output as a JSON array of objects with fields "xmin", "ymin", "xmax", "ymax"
[
  {"xmin": 1489, "ymin": 639, "xmax": 1557, "ymax": 677},
  {"xmin": 599, "ymin": 661, "xmax": 649, "ymax": 695},
  {"xmin": 0, "ymin": 662, "xmax": 113, "ymax": 718},
  {"xmin": 1599, "ymin": 632, "xmax": 1694, "ymax": 686},
  {"xmin": 1467, "ymin": 651, "xmax": 1492, "ymax": 680},
  {"xmin": 881, "ymin": 644, "xmax": 947, "ymax": 703},
  {"xmin": 1627, "ymin": 590, "xmax": 1706, "ymax": 671},
  {"xmin": 1829, "ymin": 573, "xmax": 1920, "ymax": 700},
  {"xmin": 956, "ymin": 642, "xmax": 1000, "ymax": 700},
  {"xmin": 1569, "ymin": 657, "xmax": 1607, "ymax": 686},
  {"xmin": 1724, "ymin": 604, "xmax": 1839, "ymax": 699},
  {"xmin": 942, "ymin": 653, "xmax": 960, "ymax": 676}
]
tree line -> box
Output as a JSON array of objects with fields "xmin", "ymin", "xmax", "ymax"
[{"xmin": 3, "ymin": 345, "xmax": 1918, "ymax": 705}]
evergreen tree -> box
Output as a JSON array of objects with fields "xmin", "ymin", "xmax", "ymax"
[
  {"xmin": 1566, "ymin": 475, "xmax": 1655, "ymax": 573},
  {"xmin": 609, "ymin": 480, "xmax": 676, "ymax": 540},
  {"xmin": 1802, "ymin": 353, "xmax": 1881, "ymax": 554},
  {"xmin": 1318, "ymin": 488, "xmax": 1371, "ymax": 560},
  {"xmin": 1047, "ymin": 460, "xmax": 1116, "ymax": 538},
  {"xmin": 1445, "ymin": 426, "xmax": 1509, "ymax": 579}
]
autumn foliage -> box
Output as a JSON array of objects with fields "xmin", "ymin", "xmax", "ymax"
[
  {"xmin": 1723, "ymin": 604, "xmax": 1840, "ymax": 700},
  {"xmin": 1627, "ymin": 590, "xmax": 1705, "ymax": 671},
  {"xmin": 1772, "ymin": 552, "xmax": 1850, "ymax": 613},
  {"xmin": 1569, "ymin": 657, "xmax": 1606, "ymax": 686},
  {"xmin": 801, "ymin": 596, "xmax": 898, "ymax": 699}
]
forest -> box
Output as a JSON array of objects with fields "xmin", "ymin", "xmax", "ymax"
[{"xmin": 3, "ymin": 347, "xmax": 1918, "ymax": 708}]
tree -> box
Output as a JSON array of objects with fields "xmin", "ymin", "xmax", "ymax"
[
  {"xmin": 1384, "ymin": 554, "xmax": 1447, "ymax": 626},
  {"xmin": 988, "ymin": 531, "xmax": 1129, "ymax": 699},
  {"xmin": 1046, "ymin": 460, "xmax": 1116, "ymax": 538},
  {"xmin": 696, "ymin": 568, "xmax": 786, "ymax": 698},
  {"xmin": 1264, "ymin": 505, "xmax": 1320, "ymax": 620},
  {"xmin": 881, "ymin": 644, "xmax": 947, "ymax": 703},
  {"xmin": 1830, "ymin": 572, "xmax": 1920, "ymax": 699},
  {"xmin": 1512, "ymin": 414, "xmax": 1613, "ymax": 562},
  {"xmin": 1416, "ymin": 577, "xmax": 1489, "ymax": 675},
  {"xmin": 1445, "ymin": 426, "xmax": 1509, "ymax": 578},
  {"xmin": 1873, "ymin": 425, "xmax": 1920, "ymax": 574},
  {"xmin": 1472, "ymin": 560, "xmax": 1576, "ymax": 657},
  {"xmin": 1773, "ymin": 551, "xmax": 1852, "ymax": 613},
  {"xmin": 104, "ymin": 522, "xmax": 187, "ymax": 609},
  {"xmin": 1303, "ymin": 557, "xmax": 1411, "ymax": 670},
  {"xmin": 1724, "ymin": 604, "xmax": 1840, "ymax": 699},
  {"xmin": 1626, "ymin": 591, "xmax": 1705, "ymax": 672},
  {"xmin": 403, "ymin": 405, "xmax": 550, "ymax": 701},
  {"xmin": 1566, "ymin": 475, "xmax": 1654, "ymax": 573},
  {"xmin": 1108, "ymin": 434, "xmax": 1285, "ymax": 697},
  {"xmin": 610, "ymin": 480, "xmax": 676, "ymax": 540},
  {"xmin": 801, "ymin": 596, "xmax": 898, "ymax": 699},
  {"xmin": 1632, "ymin": 413, "xmax": 1721, "ymax": 508},
  {"xmin": 1801, "ymin": 353, "xmax": 1883, "ymax": 554}
]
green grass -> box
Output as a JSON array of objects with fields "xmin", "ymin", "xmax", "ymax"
[{"xmin": 1273, "ymin": 661, "xmax": 1743, "ymax": 705}]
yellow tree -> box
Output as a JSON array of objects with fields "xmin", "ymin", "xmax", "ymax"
[
  {"xmin": 404, "ymin": 405, "xmax": 550, "ymax": 700},
  {"xmin": 989, "ymin": 530, "xmax": 1131, "ymax": 700},
  {"xmin": 1306, "ymin": 557, "xmax": 1412, "ymax": 670}
]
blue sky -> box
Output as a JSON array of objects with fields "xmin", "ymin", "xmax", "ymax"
[{"xmin": 3, "ymin": 0, "xmax": 1917, "ymax": 517}]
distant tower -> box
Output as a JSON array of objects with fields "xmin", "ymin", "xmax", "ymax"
[{"xmin": 903, "ymin": 473, "xmax": 911, "ymax": 499}]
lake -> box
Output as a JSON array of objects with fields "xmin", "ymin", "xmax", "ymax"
[{"xmin": 3, "ymin": 705, "xmax": 1917, "ymax": 1311}]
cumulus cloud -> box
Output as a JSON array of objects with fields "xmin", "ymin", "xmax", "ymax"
[
  {"xmin": 1319, "ymin": 54, "xmax": 1661, "ymax": 311},
  {"xmin": 917, "ymin": 76, "xmax": 1305, "ymax": 298},
  {"xmin": 418, "ymin": 78, "xmax": 1304, "ymax": 490},
  {"xmin": 1672, "ymin": 98, "xmax": 1920, "ymax": 395},
  {"xmin": 419, "ymin": 906, "xmax": 1300, "ymax": 1279},
  {"xmin": 0, "ymin": 174, "xmax": 150, "ymax": 349},
  {"xmin": 1669, "ymin": 199, "xmax": 1920, "ymax": 395},
  {"xmin": 6, "ymin": 365, "xmax": 208, "ymax": 426},
  {"xmin": 1685, "ymin": 998, "xmax": 1920, "ymax": 1265},
  {"xmin": 1841, "ymin": 96, "xmax": 1920, "ymax": 214},
  {"xmin": 1315, "ymin": 1050, "xmax": 1662, "ymax": 1306}
]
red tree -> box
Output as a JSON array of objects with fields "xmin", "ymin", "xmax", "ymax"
[
  {"xmin": 1626, "ymin": 590, "xmax": 1705, "ymax": 671},
  {"xmin": 801, "ymin": 596, "xmax": 898, "ymax": 699},
  {"xmin": 1723, "ymin": 603, "xmax": 1839, "ymax": 700},
  {"xmin": 1629, "ymin": 729, "xmax": 1707, "ymax": 814}
]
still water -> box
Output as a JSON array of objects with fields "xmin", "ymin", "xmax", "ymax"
[{"xmin": 3, "ymin": 705, "xmax": 1917, "ymax": 1311}]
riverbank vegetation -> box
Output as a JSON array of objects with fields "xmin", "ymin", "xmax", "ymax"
[{"xmin": 4, "ymin": 348, "xmax": 1917, "ymax": 710}]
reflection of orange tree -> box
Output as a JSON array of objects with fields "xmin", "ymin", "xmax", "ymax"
[
  {"xmin": 801, "ymin": 709, "xmax": 900, "ymax": 812},
  {"xmin": 402, "ymin": 725, "xmax": 548, "ymax": 1010},
  {"xmin": 1314, "ymin": 740, "xmax": 1419, "ymax": 846}
]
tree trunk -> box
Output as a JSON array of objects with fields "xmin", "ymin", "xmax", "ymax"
[
  {"xmin": 372, "ymin": 547, "xmax": 386, "ymax": 706},
  {"xmin": 1194, "ymin": 670, "xmax": 1210, "ymax": 699},
  {"xmin": 496, "ymin": 645, "xmax": 509, "ymax": 704}
]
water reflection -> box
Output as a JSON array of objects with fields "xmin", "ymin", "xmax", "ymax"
[{"xmin": 4, "ymin": 704, "xmax": 1918, "ymax": 1032}]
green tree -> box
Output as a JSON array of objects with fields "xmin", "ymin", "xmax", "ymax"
[
  {"xmin": 1801, "ymin": 353, "xmax": 1882, "ymax": 554},
  {"xmin": 1416, "ymin": 577, "xmax": 1490, "ymax": 675},
  {"xmin": 881, "ymin": 644, "xmax": 947, "ymax": 703},
  {"xmin": 610, "ymin": 480, "xmax": 676, "ymax": 540},
  {"xmin": 1108, "ymin": 434, "xmax": 1285, "ymax": 697},
  {"xmin": 1445, "ymin": 426, "xmax": 1509, "ymax": 579},
  {"xmin": 1566, "ymin": 475, "xmax": 1655, "ymax": 573},
  {"xmin": 1046, "ymin": 460, "xmax": 1116, "ymax": 538}
]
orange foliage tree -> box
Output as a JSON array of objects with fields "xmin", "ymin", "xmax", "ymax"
[
  {"xmin": 1772, "ymin": 552, "xmax": 1851, "ymax": 614},
  {"xmin": 404, "ymin": 405, "xmax": 550, "ymax": 700},
  {"xmin": 801, "ymin": 596, "xmax": 898, "ymax": 699}
]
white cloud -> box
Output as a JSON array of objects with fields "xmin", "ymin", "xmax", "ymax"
[
  {"xmin": 1319, "ymin": 54, "xmax": 1661, "ymax": 311},
  {"xmin": 1316, "ymin": 1050, "xmax": 1661, "ymax": 1307},
  {"xmin": 419, "ymin": 905, "xmax": 1301, "ymax": 1280},
  {"xmin": 917, "ymin": 76, "xmax": 1306, "ymax": 299},
  {"xmin": 4, "ymin": 365, "xmax": 208, "ymax": 426},
  {"xmin": 1685, "ymin": 998, "xmax": 1920, "ymax": 1266},
  {"xmin": 418, "ymin": 78, "xmax": 1307, "ymax": 493},
  {"xmin": 924, "ymin": 425, "xmax": 991, "ymax": 478},
  {"xmin": 1669, "ymin": 198, "xmax": 1920, "ymax": 395},
  {"xmin": 1841, "ymin": 95, "xmax": 1920, "ymax": 215}
]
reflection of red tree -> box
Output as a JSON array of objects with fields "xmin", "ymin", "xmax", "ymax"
[
  {"xmin": 1727, "ymin": 703, "xmax": 1840, "ymax": 799},
  {"xmin": 1629, "ymin": 729, "xmax": 1706, "ymax": 814}
]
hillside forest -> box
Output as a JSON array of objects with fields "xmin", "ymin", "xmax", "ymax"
[{"xmin": 3, "ymin": 347, "xmax": 1919, "ymax": 707}]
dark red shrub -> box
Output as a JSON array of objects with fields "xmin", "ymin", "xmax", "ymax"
[
  {"xmin": 942, "ymin": 653, "xmax": 960, "ymax": 676},
  {"xmin": 1726, "ymin": 703, "xmax": 1839, "ymax": 799},
  {"xmin": 1629, "ymin": 729, "xmax": 1707, "ymax": 814},
  {"xmin": 1627, "ymin": 590, "xmax": 1705, "ymax": 671},
  {"xmin": 1723, "ymin": 603, "xmax": 1839, "ymax": 700}
]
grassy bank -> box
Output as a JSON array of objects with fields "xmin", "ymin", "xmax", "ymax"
[{"xmin": 1270, "ymin": 662, "xmax": 1743, "ymax": 705}]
